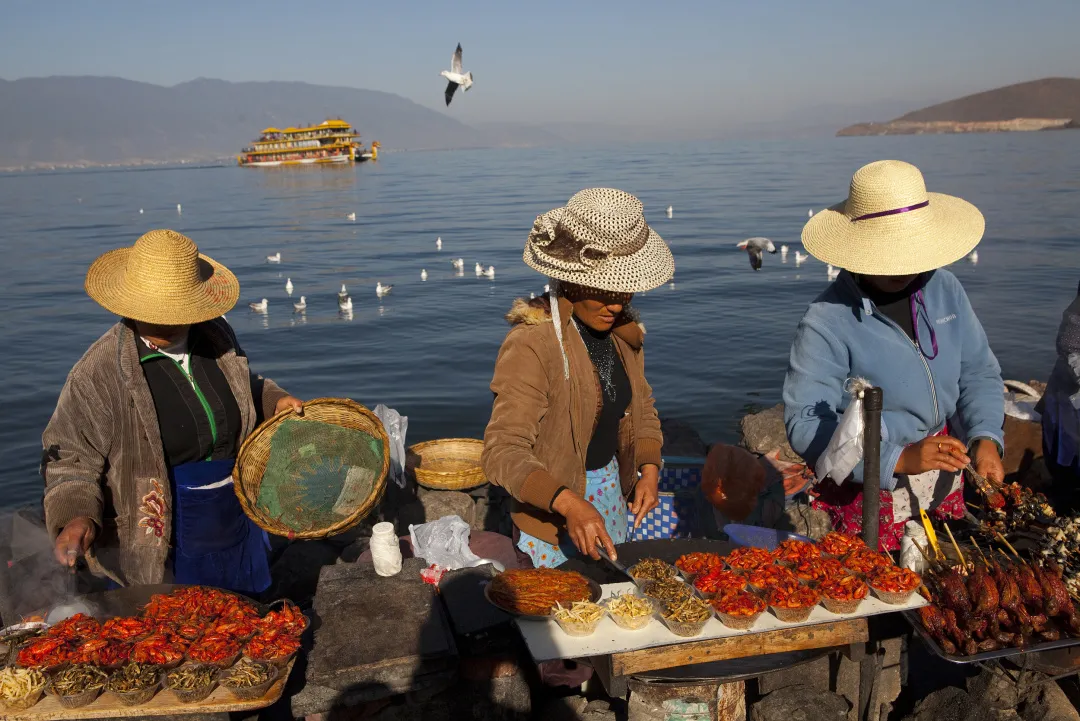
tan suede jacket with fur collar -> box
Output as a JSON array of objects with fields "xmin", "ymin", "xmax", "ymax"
[{"xmin": 481, "ymin": 296, "xmax": 663, "ymax": 545}]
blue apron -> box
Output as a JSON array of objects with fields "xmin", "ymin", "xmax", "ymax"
[{"xmin": 168, "ymin": 457, "xmax": 271, "ymax": 595}]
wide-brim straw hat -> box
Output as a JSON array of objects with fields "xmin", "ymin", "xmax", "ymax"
[
  {"xmin": 524, "ymin": 188, "xmax": 674, "ymax": 293},
  {"xmin": 802, "ymin": 160, "xmax": 984, "ymax": 275},
  {"xmin": 85, "ymin": 229, "xmax": 239, "ymax": 325}
]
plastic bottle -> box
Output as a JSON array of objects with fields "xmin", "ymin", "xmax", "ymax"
[
  {"xmin": 900, "ymin": 520, "xmax": 928, "ymax": 574},
  {"xmin": 370, "ymin": 522, "xmax": 403, "ymax": 577}
]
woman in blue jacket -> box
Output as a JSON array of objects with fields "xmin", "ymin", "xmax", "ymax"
[{"xmin": 783, "ymin": 160, "xmax": 1005, "ymax": 550}]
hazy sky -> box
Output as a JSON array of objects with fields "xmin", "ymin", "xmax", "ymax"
[{"xmin": 2, "ymin": 0, "xmax": 1079, "ymax": 130}]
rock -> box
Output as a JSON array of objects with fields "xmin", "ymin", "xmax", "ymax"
[
  {"xmin": 776, "ymin": 502, "xmax": 833, "ymax": 540},
  {"xmin": 660, "ymin": 417, "xmax": 708, "ymax": 458},
  {"xmin": 539, "ymin": 695, "xmax": 589, "ymax": 721},
  {"xmin": 751, "ymin": 685, "xmax": 849, "ymax": 721},
  {"xmin": 967, "ymin": 667, "xmax": 1021, "ymax": 710},
  {"xmin": 901, "ymin": 687, "xmax": 995, "ymax": 721},
  {"xmin": 757, "ymin": 655, "xmax": 830, "ymax": 694},
  {"xmin": 1016, "ymin": 677, "xmax": 1080, "ymax": 721},
  {"xmin": 741, "ymin": 404, "xmax": 802, "ymax": 463},
  {"xmin": 417, "ymin": 489, "xmax": 476, "ymax": 526}
]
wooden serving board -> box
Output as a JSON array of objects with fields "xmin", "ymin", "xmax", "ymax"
[{"xmin": 5, "ymin": 659, "xmax": 293, "ymax": 720}]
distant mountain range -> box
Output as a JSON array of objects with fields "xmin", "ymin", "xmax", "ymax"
[{"xmin": 838, "ymin": 78, "xmax": 1080, "ymax": 136}]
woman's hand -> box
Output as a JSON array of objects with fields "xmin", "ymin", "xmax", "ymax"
[
  {"xmin": 630, "ymin": 464, "xmax": 660, "ymax": 529},
  {"xmin": 895, "ymin": 436, "xmax": 970, "ymax": 476},
  {"xmin": 54, "ymin": 517, "xmax": 96, "ymax": 568},
  {"xmin": 972, "ymin": 439, "xmax": 1005, "ymax": 484},
  {"xmin": 552, "ymin": 490, "xmax": 616, "ymax": 561},
  {"xmin": 275, "ymin": 395, "xmax": 304, "ymax": 415}
]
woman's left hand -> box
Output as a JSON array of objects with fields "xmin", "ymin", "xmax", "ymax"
[
  {"xmin": 631, "ymin": 464, "xmax": 660, "ymax": 529},
  {"xmin": 972, "ymin": 438, "xmax": 1005, "ymax": 484},
  {"xmin": 275, "ymin": 395, "xmax": 304, "ymax": 415}
]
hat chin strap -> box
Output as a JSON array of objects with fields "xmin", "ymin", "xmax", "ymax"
[{"xmin": 548, "ymin": 281, "xmax": 570, "ymax": 380}]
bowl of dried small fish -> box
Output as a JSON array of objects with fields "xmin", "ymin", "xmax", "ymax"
[
  {"xmin": 660, "ymin": 596, "xmax": 713, "ymax": 637},
  {"xmin": 603, "ymin": 592, "xmax": 655, "ymax": 631},
  {"xmin": 628, "ymin": 558, "xmax": 677, "ymax": 584},
  {"xmin": 106, "ymin": 662, "xmax": 161, "ymax": 706},
  {"xmin": 217, "ymin": 659, "xmax": 280, "ymax": 701},
  {"xmin": 0, "ymin": 666, "xmax": 47, "ymax": 711},
  {"xmin": 47, "ymin": 664, "xmax": 108, "ymax": 709},
  {"xmin": 163, "ymin": 664, "xmax": 218, "ymax": 704},
  {"xmin": 553, "ymin": 601, "xmax": 605, "ymax": 637},
  {"xmin": 640, "ymin": 578, "xmax": 693, "ymax": 608}
]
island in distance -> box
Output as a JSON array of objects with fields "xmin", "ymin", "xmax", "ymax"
[{"xmin": 838, "ymin": 77, "xmax": 1080, "ymax": 136}]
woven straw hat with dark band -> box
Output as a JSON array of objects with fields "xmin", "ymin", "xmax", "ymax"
[
  {"xmin": 802, "ymin": 160, "xmax": 984, "ymax": 276},
  {"xmin": 85, "ymin": 229, "xmax": 239, "ymax": 325},
  {"xmin": 524, "ymin": 188, "xmax": 674, "ymax": 293}
]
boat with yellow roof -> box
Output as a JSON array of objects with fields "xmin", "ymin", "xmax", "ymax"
[{"xmin": 237, "ymin": 119, "xmax": 377, "ymax": 167}]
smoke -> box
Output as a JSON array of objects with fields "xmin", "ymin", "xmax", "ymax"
[{"xmin": 0, "ymin": 507, "xmax": 101, "ymax": 625}]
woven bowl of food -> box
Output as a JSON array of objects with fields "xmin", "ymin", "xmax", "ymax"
[
  {"xmin": 235, "ymin": 398, "xmax": 390, "ymax": 539},
  {"xmin": 218, "ymin": 660, "xmax": 280, "ymax": 701},
  {"xmin": 106, "ymin": 663, "xmax": 161, "ymax": 707},
  {"xmin": 867, "ymin": 566, "xmax": 921, "ymax": 605},
  {"xmin": 163, "ymin": 664, "xmax": 218, "ymax": 704},
  {"xmin": 603, "ymin": 592, "xmax": 656, "ymax": 631},
  {"xmin": 660, "ymin": 597, "xmax": 713, "ymax": 638},
  {"xmin": 0, "ymin": 667, "xmax": 47, "ymax": 711},
  {"xmin": 711, "ymin": 591, "xmax": 767, "ymax": 631},
  {"xmin": 408, "ymin": 438, "xmax": 487, "ymax": 491}
]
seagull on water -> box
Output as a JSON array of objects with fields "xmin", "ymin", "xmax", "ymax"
[
  {"xmin": 266, "ymin": 252, "xmax": 281, "ymax": 263},
  {"xmin": 346, "ymin": 212, "xmax": 356, "ymax": 221},
  {"xmin": 452, "ymin": 258, "xmax": 464, "ymax": 271},
  {"xmin": 795, "ymin": 251, "xmax": 808, "ymax": 266},
  {"xmin": 780, "ymin": 245, "xmax": 789, "ymax": 261},
  {"xmin": 139, "ymin": 209, "xmax": 144, "ymax": 214},
  {"xmin": 421, "ymin": 269, "xmax": 428, "ymax": 281},
  {"xmin": 376, "ymin": 282, "xmax": 393, "ymax": 297},
  {"xmin": 736, "ymin": 237, "xmax": 777, "ymax": 271},
  {"xmin": 544, "ymin": 284, "xmax": 550, "ymax": 294},
  {"xmin": 483, "ymin": 266, "xmax": 495, "ymax": 279},
  {"xmin": 338, "ymin": 284, "xmax": 349, "ymax": 301},
  {"xmin": 249, "ymin": 299, "xmax": 268, "ymax": 312},
  {"xmin": 475, "ymin": 262, "xmax": 484, "ymax": 277},
  {"xmin": 339, "ymin": 296, "xmax": 353, "ymax": 311},
  {"xmin": 808, "ymin": 209, "xmax": 814, "ymax": 218},
  {"xmin": 436, "ymin": 237, "xmax": 442, "ymax": 250},
  {"xmin": 440, "ymin": 43, "xmax": 474, "ymax": 107},
  {"xmin": 827, "ymin": 264, "xmax": 841, "ymax": 281},
  {"xmin": 530, "ymin": 292, "xmax": 536, "ymax": 299},
  {"xmin": 666, "ymin": 205, "xmax": 673, "ymax": 218},
  {"xmin": 293, "ymin": 296, "xmax": 307, "ymax": 311},
  {"xmin": 177, "ymin": 203, "xmax": 182, "ymax": 215},
  {"xmin": 968, "ymin": 250, "xmax": 979, "ymax": 264},
  {"xmin": 285, "ymin": 278, "xmax": 293, "ymax": 295}
]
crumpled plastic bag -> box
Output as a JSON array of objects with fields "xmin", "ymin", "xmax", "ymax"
[
  {"xmin": 408, "ymin": 515, "xmax": 480, "ymax": 570},
  {"xmin": 815, "ymin": 377, "xmax": 872, "ymax": 484},
  {"xmin": 374, "ymin": 404, "xmax": 408, "ymax": 489}
]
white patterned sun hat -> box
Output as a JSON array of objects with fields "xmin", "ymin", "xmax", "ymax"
[
  {"xmin": 802, "ymin": 160, "xmax": 984, "ymax": 275},
  {"xmin": 523, "ymin": 188, "xmax": 674, "ymax": 293}
]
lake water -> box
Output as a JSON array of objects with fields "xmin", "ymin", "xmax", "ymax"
[{"xmin": 2, "ymin": 134, "xmax": 1079, "ymax": 509}]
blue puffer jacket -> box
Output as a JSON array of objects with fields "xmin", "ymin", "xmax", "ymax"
[{"xmin": 783, "ymin": 269, "xmax": 1004, "ymax": 491}]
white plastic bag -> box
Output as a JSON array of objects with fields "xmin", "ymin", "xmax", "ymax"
[
  {"xmin": 815, "ymin": 378, "xmax": 872, "ymax": 485},
  {"xmin": 374, "ymin": 404, "xmax": 408, "ymax": 489},
  {"xmin": 408, "ymin": 515, "xmax": 480, "ymax": 570}
]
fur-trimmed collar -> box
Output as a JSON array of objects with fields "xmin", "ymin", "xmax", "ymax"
[{"xmin": 505, "ymin": 296, "xmax": 645, "ymax": 350}]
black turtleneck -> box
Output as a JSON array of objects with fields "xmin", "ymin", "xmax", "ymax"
[
  {"xmin": 858, "ymin": 272, "xmax": 932, "ymax": 342},
  {"xmin": 574, "ymin": 317, "xmax": 632, "ymax": 471}
]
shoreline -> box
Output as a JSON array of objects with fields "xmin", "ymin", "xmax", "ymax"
[{"xmin": 838, "ymin": 117, "xmax": 1078, "ymax": 137}]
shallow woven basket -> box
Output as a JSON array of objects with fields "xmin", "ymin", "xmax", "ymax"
[
  {"xmin": 409, "ymin": 438, "xmax": 487, "ymax": 491},
  {"xmin": 234, "ymin": 397, "xmax": 390, "ymax": 539}
]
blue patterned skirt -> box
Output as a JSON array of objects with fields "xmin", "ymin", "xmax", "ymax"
[{"xmin": 517, "ymin": 457, "xmax": 627, "ymax": 568}]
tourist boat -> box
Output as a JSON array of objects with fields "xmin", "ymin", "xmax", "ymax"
[{"xmin": 237, "ymin": 119, "xmax": 374, "ymax": 167}]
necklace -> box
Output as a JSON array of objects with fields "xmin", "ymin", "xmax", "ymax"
[{"xmin": 573, "ymin": 317, "xmax": 618, "ymax": 402}]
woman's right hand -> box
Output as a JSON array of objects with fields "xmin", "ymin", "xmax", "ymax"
[
  {"xmin": 895, "ymin": 436, "xmax": 970, "ymax": 476},
  {"xmin": 552, "ymin": 491, "xmax": 616, "ymax": 561},
  {"xmin": 54, "ymin": 516, "xmax": 96, "ymax": 568}
]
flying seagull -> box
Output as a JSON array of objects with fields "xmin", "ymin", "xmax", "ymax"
[
  {"xmin": 441, "ymin": 44, "xmax": 474, "ymax": 107},
  {"xmin": 736, "ymin": 237, "xmax": 777, "ymax": 271}
]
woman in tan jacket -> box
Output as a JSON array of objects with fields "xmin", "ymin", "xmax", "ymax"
[{"xmin": 482, "ymin": 188, "xmax": 673, "ymax": 567}]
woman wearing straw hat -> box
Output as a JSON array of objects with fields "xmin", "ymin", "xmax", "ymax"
[
  {"xmin": 783, "ymin": 160, "xmax": 1005, "ymax": 550},
  {"xmin": 482, "ymin": 188, "xmax": 672, "ymax": 567},
  {"xmin": 41, "ymin": 229, "xmax": 303, "ymax": 592}
]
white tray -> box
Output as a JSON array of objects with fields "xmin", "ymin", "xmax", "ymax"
[{"xmin": 515, "ymin": 582, "xmax": 926, "ymax": 662}]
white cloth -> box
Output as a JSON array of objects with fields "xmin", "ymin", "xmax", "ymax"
[{"xmin": 141, "ymin": 335, "xmax": 191, "ymax": 377}]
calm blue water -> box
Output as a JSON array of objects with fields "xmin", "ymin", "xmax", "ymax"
[{"xmin": 2, "ymin": 134, "xmax": 1079, "ymax": 509}]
